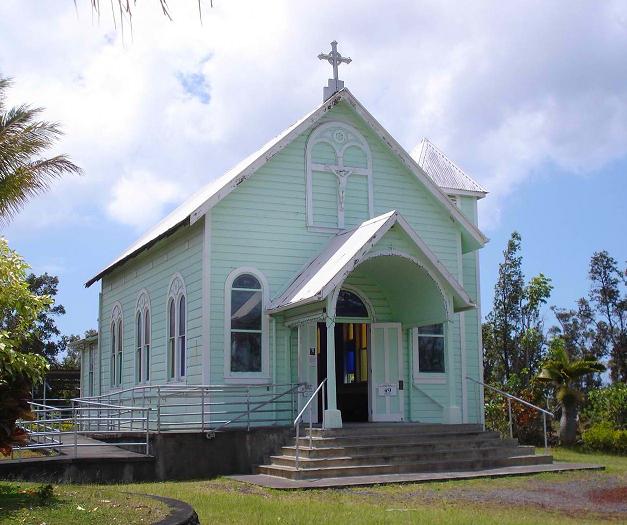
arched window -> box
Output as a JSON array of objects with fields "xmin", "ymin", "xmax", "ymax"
[
  {"xmin": 306, "ymin": 122, "xmax": 373, "ymax": 231},
  {"xmin": 225, "ymin": 269, "xmax": 269, "ymax": 379},
  {"xmin": 336, "ymin": 289, "xmax": 369, "ymax": 318},
  {"xmin": 167, "ymin": 275, "xmax": 187, "ymax": 381},
  {"xmin": 110, "ymin": 303, "xmax": 123, "ymax": 387},
  {"xmin": 135, "ymin": 291, "xmax": 151, "ymax": 383}
]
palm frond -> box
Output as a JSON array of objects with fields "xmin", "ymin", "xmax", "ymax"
[{"xmin": 0, "ymin": 77, "xmax": 82, "ymax": 224}]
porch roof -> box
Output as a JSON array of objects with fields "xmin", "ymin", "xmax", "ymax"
[{"xmin": 269, "ymin": 211, "xmax": 475, "ymax": 314}]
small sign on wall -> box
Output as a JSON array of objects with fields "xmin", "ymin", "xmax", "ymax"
[
  {"xmin": 308, "ymin": 347, "xmax": 317, "ymax": 366},
  {"xmin": 377, "ymin": 383, "xmax": 398, "ymax": 397}
]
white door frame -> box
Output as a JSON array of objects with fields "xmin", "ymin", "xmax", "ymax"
[{"xmin": 370, "ymin": 322, "xmax": 404, "ymax": 422}]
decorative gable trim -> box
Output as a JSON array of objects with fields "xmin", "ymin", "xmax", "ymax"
[{"xmin": 306, "ymin": 120, "xmax": 373, "ymax": 231}]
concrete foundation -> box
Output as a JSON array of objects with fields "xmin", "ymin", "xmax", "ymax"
[{"xmin": 0, "ymin": 426, "xmax": 294, "ymax": 483}]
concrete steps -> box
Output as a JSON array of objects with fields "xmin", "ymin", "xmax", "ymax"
[{"xmin": 256, "ymin": 424, "xmax": 553, "ymax": 480}]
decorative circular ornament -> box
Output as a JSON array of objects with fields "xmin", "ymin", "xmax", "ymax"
[{"xmin": 333, "ymin": 130, "xmax": 346, "ymax": 144}]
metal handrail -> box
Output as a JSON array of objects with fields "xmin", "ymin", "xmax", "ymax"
[
  {"xmin": 78, "ymin": 382, "xmax": 303, "ymax": 432},
  {"xmin": 206, "ymin": 383, "xmax": 303, "ymax": 436},
  {"xmin": 466, "ymin": 376, "xmax": 554, "ymax": 453},
  {"xmin": 294, "ymin": 379, "xmax": 327, "ymax": 471},
  {"xmin": 15, "ymin": 400, "xmax": 151, "ymax": 459}
]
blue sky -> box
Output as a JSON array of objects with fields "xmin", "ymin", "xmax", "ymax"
[{"xmin": 1, "ymin": 0, "xmax": 626, "ymax": 339}]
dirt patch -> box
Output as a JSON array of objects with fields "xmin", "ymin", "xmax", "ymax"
[
  {"xmin": 424, "ymin": 475, "xmax": 627, "ymax": 519},
  {"xmin": 341, "ymin": 474, "xmax": 627, "ymax": 520},
  {"xmin": 588, "ymin": 486, "xmax": 627, "ymax": 505}
]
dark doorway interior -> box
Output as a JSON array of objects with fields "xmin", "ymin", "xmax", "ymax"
[{"xmin": 317, "ymin": 322, "xmax": 369, "ymax": 422}]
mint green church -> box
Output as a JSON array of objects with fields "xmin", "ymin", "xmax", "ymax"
[{"xmin": 85, "ymin": 48, "xmax": 488, "ymax": 430}]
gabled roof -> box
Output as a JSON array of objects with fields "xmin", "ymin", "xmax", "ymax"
[
  {"xmin": 270, "ymin": 210, "xmax": 475, "ymax": 314},
  {"xmin": 414, "ymin": 138, "xmax": 487, "ymax": 196},
  {"xmin": 86, "ymin": 89, "xmax": 488, "ymax": 287}
]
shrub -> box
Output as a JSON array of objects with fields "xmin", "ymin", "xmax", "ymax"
[
  {"xmin": 583, "ymin": 383, "xmax": 627, "ymax": 430},
  {"xmin": 582, "ymin": 422, "xmax": 627, "ymax": 454}
]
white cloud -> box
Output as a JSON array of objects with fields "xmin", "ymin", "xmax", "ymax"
[
  {"xmin": 1, "ymin": 0, "xmax": 626, "ymax": 238},
  {"xmin": 107, "ymin": 170, "xmax": 184, "ymax": 229}
]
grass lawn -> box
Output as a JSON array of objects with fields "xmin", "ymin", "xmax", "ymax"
[
  {"xmin": 1, "ymin": 448, "xmax": 624, "ymax": 524},
  {"xmin": 0, "ymin": 483, "xmax": 168, "ymax": 524}
]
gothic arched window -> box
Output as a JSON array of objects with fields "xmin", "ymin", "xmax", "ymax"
[
  {"xmin": 167, "ymin": 274, "xmax": 187, "ymax": 381},
  {"xmin": 110, "ymin": 303, "xmax": 123, "ymax": 387},
  {"xmin": 135, "ymin": 290, "xmax": 151, "ymax": 383}
]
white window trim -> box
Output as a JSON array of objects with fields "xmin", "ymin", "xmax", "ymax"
[
  {"xmin": 305, "ymin": 121, "xmax": 374, "ymax": 231},
  {"xmin": 224, "ymin": 267, "xmax": 270, "ymax": 383},
  {"xmin": 110, "ymin": 302, "xmax": 123, "ymax": 388},
  {"xmin": 135, "ymin": 289, "xmax": 151, "ymax": 384},
  {"xmin": 412, "ymin": 324, "xmax": 447, "ymax": 385},
  {"xmin": 167, "ymin": 273, "xmax": 187, "ymax": 382}
]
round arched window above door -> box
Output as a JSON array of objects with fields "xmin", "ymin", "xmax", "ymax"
[{"xmin": 336, "ymin": 289, "xmax": 369, "ymax": 318}]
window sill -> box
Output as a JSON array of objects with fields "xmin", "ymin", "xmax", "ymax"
[{"xmin": 223, "ymin": 376, "xmax": 271, "ymax": 385}]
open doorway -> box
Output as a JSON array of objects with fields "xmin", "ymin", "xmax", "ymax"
[{"xmin": 317, "ymin": 322, "xmax": 370, "ymax": 422}]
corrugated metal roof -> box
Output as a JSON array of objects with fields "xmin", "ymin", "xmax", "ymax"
[
  {"xmin": 86, "ymin": 90, "xmax": 488, "ymax": 287},
  {"xmin": 414, "ymin": 139, "xmax": 487, "ymax": 195},
  {"xmin": 270, "ymin": 210, "xmax": 474, "ymax": 313}
]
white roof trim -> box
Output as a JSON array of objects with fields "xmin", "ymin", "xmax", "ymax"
[
  {"xmin": 269, "ymin": 210, "xmax": 474, "ymax": 314},
  {"xmin": 87, "ymin": 89, "xmax": 487, "ymax": 287}
]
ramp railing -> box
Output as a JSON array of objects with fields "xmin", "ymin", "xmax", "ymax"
[
  {"xmin": 14, "ymin": 399, "xmax": 150, "ymax": 458},
  {"xmin": 466, "ymin": 376, "xmax": 554, "ymax": 454},
  {"xmin": 79, "ymin": 382, "xmax": 303, "ymax": 432}
]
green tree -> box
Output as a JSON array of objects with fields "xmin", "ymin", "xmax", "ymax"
[
  {"xmin": 587, "ymin": 251, "xmax": 626, "ymax": 383},
  {"xmin": 0, "ymin": 77, "xmax": 81, "ymax": 225},
  {"xmin": 1, "ymin": 273, "xmax": 69, "ymax": 364},
  {"xmin": 536, "ymin": 338, "xmax": 606, "ymax": 445},
  {"xmin": 0, "ymin": 238, "xmax": 49, "ymax": 455},
  {"xmin": 483, "ymin": 232, "xmax": 553, "ymax": 387}
]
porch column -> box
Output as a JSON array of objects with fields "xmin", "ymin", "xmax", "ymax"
[{"xmin": 323, "ymin": 294, "xmax": 343, "ymax": 429}]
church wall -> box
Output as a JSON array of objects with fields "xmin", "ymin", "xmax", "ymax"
[
  {"xmin": 208, "ymin": 100, "xmax": 481, "ymax": 424},
  {"xmin": 99, "ymin": 220, "xmax": 204, "ymax": 393}
]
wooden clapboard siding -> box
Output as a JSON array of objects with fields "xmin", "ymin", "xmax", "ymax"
[{"xmin": 99, "ymin": 220, "xmax": 204, "ymax": 392}]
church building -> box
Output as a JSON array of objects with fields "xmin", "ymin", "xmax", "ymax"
[{"xmin": 84, "ymin": 42, "xmax": 488, "ymax": 430}]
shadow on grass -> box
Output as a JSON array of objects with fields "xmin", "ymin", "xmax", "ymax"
[{"xmin": 0, "ymin": 482, "xmax": 61, "ymax": 520}]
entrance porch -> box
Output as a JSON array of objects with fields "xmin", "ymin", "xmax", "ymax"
[{"xmin": 271, "ymin": 211, "xmax": 478, "ymax": 429}]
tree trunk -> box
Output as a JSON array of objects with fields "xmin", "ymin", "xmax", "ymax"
[{"xmin": 559, "ymin": 404, "xmax": 578, "ymax": 445}]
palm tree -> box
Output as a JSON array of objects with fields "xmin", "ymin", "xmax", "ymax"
[
  {"xmin": 0, "ymin": 77, "xmax": 81, "ymax": 226},
  {"xmin": 537, "ymin": 339, "xmax": 606, "ymax": 445}
]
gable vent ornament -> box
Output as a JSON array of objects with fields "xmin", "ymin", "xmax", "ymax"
[{"xmin": 318, "ymin": 40, "xmax": 352, "ymax": 101}]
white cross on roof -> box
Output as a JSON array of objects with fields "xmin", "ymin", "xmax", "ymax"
[{"xmin": 318, "ymin": 40, "xmax": 351, "ymax": 100}]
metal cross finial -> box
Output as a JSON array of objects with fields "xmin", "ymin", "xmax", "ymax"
[{"xmin": 318, "ymin": 40, "xmax": 352, "ymax": 99}]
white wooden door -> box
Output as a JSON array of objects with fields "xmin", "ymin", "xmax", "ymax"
[
  {"xmin": 297, "ymin": 321, "xmax": 319, "ymax": 423},
  {"xmin": 370, "ymin": 323, "xmax": 404, "ymax": 422}
]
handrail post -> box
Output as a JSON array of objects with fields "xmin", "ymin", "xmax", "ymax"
[
  {"xmin": 131, "ymin": 389, "xmax": 135, "ymax": 431},
  {"xmin": 246, "ymin": 388, "xmax": 251, "ymax": 432},
  {"xmin": 145, "ymin": 409, "xmax": 150, "ymax": 456},
  {"xmin": 507, "ymin": 398, "xmax": 513, "ymax": 439},
  {"xmin": 322, "ymin": 381, "xmax": 326, "ymax": 430},
  {"xmin": 308, "ymin": 402, "xmax": 313, "ymax": 450},
  {"xmin": 295, "ymin": 421, "xmax": 300, "ymax": 471},
  {"xmin": 201, "ymin": 388, "xmax": 205, "ymax": 431},
  {"xmin": 157, "ymin": 385, "xmax": 161, "ymax": 434},
  {"xmin": 543, "ymin": 412, "xmax": 548, "ymax": 455},
  {"xmin": 73, "ymin": 400, "xmax": 78, "ymax": 458}
]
